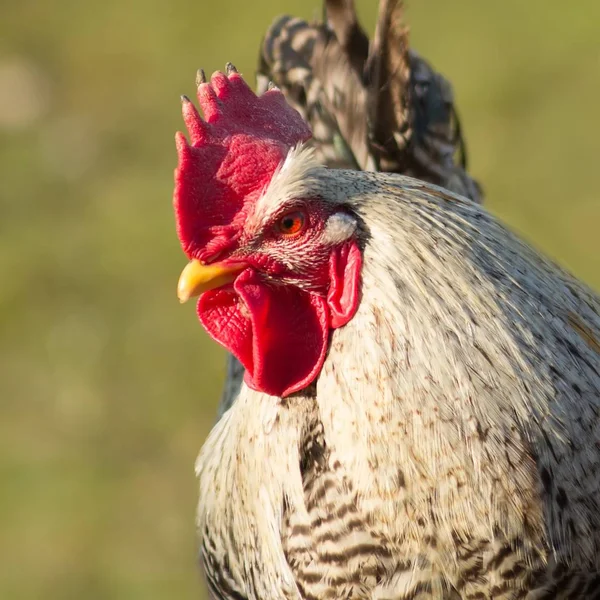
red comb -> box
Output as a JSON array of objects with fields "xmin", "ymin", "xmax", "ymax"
[{"xmin": 173, "ymin": 65, "xmax": 312, "ymax": 261}]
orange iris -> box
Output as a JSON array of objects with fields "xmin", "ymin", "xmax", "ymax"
[{"xmin": 277, "ymin": 210, "xmax": 306, "ymax": 237}]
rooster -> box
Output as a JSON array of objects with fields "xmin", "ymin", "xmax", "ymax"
[
  {"xmin": 219, "ymin": 0, "xmax": 482, "ymax": 420},
  {"xmin": 174, "ymin": 68, "xmax": 600, "ymax": 599}
]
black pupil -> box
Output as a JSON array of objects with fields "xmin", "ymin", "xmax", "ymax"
[{"xmin": 282, "ymin": 217, "xmax": 295, "ymax": 230}]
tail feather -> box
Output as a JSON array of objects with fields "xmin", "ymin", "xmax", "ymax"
[{"xmin": 256, "ymin": 0, "xmax": 483, "ymax": 202}]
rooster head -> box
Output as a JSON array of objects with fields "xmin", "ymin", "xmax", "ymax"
[{"xmin": 173, "ymin": 66, "xmax": 362, "ymax": 397}]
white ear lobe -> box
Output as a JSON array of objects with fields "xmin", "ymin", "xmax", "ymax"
[{"xmin": 322, "ymin": 213, "xmax": 357, "ymax": 245}]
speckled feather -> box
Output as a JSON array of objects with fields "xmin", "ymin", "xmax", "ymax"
[{"xmin": 197, "ymin": 159, "xmax": 600, "ymax": 599}]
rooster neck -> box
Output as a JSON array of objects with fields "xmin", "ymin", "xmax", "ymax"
[
  {"xmin": 314, "ymin": 250, "xmax": 544, "ymax": 550},
  {"xmin": 311, "ymin": 175, "xmax": 600, "ymax": 564}
]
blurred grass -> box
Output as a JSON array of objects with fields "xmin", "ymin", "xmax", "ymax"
[{"xmin": 0, "ymin": 1, "xmax": 598, "ymax": 598}]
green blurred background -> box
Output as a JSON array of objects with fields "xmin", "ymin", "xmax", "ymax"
[{"xmin": 1, "ymin": 0, "xmax": 598, "ymax": 598}]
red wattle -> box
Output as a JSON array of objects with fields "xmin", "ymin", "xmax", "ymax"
[
  {"xmin": 198, "ymin": 269, "xmax": 329, "ymax": 398},
  {"xmin": 327, "ymin": 241, "xmax": 362, "ymax": 328}
]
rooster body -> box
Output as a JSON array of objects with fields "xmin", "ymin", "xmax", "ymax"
[
  {"xmin": 172, "ymin": 68, "xmax": 600, "ymax": 599},
  {"xmin": 197, "ymin": 166, "xmax": 600, "ymax": 600}
]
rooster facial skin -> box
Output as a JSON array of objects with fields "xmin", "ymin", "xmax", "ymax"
[{"xmin": 174, "ymin": 70, "xmax": 361, "ymax": 397}]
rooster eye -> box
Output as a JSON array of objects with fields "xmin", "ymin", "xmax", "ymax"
[{"xmin": 276, "ymin": 210, "xmax": 306, "ymax": 237}]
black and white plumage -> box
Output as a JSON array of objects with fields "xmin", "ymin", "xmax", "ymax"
[
  {"xmin": 256, "ymin": 0, "xmax": 481, "ymax": 200},
  {"xmin": 193, "ymin": 160, "xmax": 600, "ymax": 600},
  {"xmin": 168, "ymin": 8, "xmax": 600, "ymax": 600}
]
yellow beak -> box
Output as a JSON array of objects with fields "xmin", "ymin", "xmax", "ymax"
[{"xmin": 177, "ymin": 259, "xmax": 245, "ymax": 303}]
